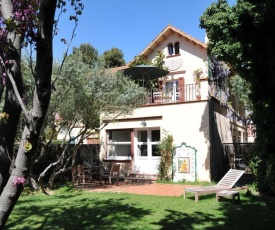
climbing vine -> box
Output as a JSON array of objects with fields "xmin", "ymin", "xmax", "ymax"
[
  {"xmin": 208, "ymin": 56, "xmax": 230, "ymax": 106},
  {"xmin": 157, "ymin": 132, "xmax": 174, "ymax": 181}
]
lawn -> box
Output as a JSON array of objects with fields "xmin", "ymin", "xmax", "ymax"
[{"xmin": 5, "ymin": 185, "xmax": 275, "ymax": 230}]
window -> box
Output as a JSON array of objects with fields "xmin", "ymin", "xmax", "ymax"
[
  {"xmin": 137, "ymin": 130, "xmax": 148, "ymax": 156},
  {"xmin": 167, "ymin": 42, "xmax": 180, "ymax": 56},
  {"xmin": 168, "ymin": 43, "xmax": 174, "ymax": 55},
  {"xmin": 107, "ymin": 130, "xmax": 132, "ymax": 160},
  {"xmin": 137, "ymin": 129, "xmax": 160, "ymax": 157},
  {"xmin": 175, "ymin": 42, "xmax": 180, "ymax": 54},
  {"xmin": 151, "ymin": 130, "xmax": 160, "ymax": 156},
  {"xmin": 238, "ymin": 131, "xmax": 242, "ymax": 143}
]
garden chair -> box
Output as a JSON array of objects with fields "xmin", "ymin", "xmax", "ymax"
[
  {"xmin": 101, "ymin": 164, "xmax": 121, "ymax": 185},
  {"xmin": 72, "ymin": 165, "xmax": 92, "ymax": 186},
  {"xmin": 184, "ymin": 169, "xmax": 245, "ymax": 202}
]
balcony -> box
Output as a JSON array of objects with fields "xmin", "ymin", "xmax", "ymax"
[{"xmin": 142, "ymin": 83, "xmax": 205, "ymax": 105}]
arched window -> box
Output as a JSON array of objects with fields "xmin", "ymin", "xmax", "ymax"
[
  {"xmin": 168, "ymin": 43, "xmax": 174, "ymax": 55},
  {"xmin": 175, "ymin": 42, "xmax": 180, "ymax": 54}
]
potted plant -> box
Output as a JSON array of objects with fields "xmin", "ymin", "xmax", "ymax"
[{"xmin": 193, "ymin": 69, "xmax": 202, "ymax": 100}]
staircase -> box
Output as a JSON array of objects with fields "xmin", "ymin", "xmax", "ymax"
[{"xmin": 124, "ymin": 173, "xmax": 158, "ymax": 184}]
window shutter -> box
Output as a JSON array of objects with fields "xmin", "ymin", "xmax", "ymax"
[
  {"xmin": 178, "ymin": 77, "xmax": 185, "ymax": 102},
  {"xmin": 175, "ymin": 42, "xmax": 180, "ymax": 54}
]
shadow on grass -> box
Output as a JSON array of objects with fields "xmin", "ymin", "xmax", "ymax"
[
  {"xmin": 6, "ymin": 195, "xmax": 151, "ymax": 230},
  {"xmin": 6, "ymin": 190, "xmax": 275, "ymax": 230},
  {"xmin": 153, "ymin": 193, "xmax": 275, "ymax": 230}
]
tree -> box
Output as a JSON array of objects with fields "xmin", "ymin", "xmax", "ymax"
[
  {"xmin": 71, "ymin": 43, "xmax": 98, "ymax": 66},
  {"xmin": 230, "ymin": 75, "xmax": 252, "ymax": 110},
  {"xmin": 0, "ymin": 0, "xmax": 84, "ymax": 227},
  {"xmin": 200, "ymin": 0, "xmax": 275, "ymax": 194},
  {"xmin": 103, "ymin": 47, "xmax": 125, "ymax": 68},
  {"xmin": 36, "ymin": 55, "xmax": 145, "ymax": 190}
]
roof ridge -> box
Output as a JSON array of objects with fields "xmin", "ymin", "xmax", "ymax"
[{"xmin": 139, "ymin": 24, "xmax": 206, "ymax": 60}]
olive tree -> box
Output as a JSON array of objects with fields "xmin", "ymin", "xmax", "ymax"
[{"xmin": 36, "ymin": 55, "xmax": 145, "ymax": 190}]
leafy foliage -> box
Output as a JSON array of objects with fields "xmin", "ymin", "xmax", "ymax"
[
  {"xmin": 230, "ymin": 74, "xmax": 252, "ymax": 109},
  {"xmin": 129, "ymin": 54, "xmax": 151, "ymax": 67},
  {"xmin": 200, "ymin": 0, "xmax": 275, "ymax": 194},
  {"xmin": 157, "ymin": 132, "xmax": 174, "ymax": 180},
  {"xmin": 71, "ymin": 43, "xmax": 98, "ymax": 66},
  {"xmin": 103, "ymin": 47, "xmax": 126, "ymax": 68},
  {"xmin": 208, "ymin": 57, "xmax": 230, "ymax": 105},
  {"xmin": 33, "ymin": 54, "xmax": 146, "ymax": 188},
  {"xmin": 52, "ymin": 57, "xmax": 145, "ymax": 130},
  {"xmin": 129, "ymin": 51, "xmax": 167, "ymax": 69}
]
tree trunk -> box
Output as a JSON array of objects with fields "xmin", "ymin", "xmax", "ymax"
[
  {"xmin": 0, "ymin": 0, "xmax": 24, "ymax": 194},
  {"xmin": 0, "ymin": 0, "xmax": 57, "ymax": 227},
  {"xmin": 0, "ymin": 84, "xmax": 23, "ymax": 194}
]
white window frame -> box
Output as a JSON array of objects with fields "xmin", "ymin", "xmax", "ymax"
[
  {"xmin": 106, "ymin": 130, "xmax": 132, "ymax": 160},
  {"xmin": 136, "ymin": 128, "xmax": 160, "ymax": 158}
]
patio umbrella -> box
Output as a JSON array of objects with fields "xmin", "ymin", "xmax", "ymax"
[{"xmin": 122, "ymin": 64, "xmax": 169, "ymax": 86}]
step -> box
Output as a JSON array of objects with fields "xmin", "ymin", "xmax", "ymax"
[{"xmin": 125, "ymin": 173, "xmax": 158, "ymax": 184}]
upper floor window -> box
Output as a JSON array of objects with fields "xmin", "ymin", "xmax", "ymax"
[
  {"xmin": 168, "ymin": 43, "xmax": 174, "ymax": 55},
  {"xmin": 167, "ymin": 42, "xmax": 180, "ymax": 56}
]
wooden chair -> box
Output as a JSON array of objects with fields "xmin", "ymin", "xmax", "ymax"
[
  {"xmin": 72, "ymin": 165, "xmax": 92, "ymax": 186},
  {"xmin": 102, "ymin": 164, "xmax": 121, "ymax": 185},
  {"xmin": 184, "ymin": 169, "xmax": 245, "ymax": 202}
]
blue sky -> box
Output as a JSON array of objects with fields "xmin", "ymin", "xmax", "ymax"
[{"xmin": 53, "ymin": 0, "xmax": 236, "ymax": 63}]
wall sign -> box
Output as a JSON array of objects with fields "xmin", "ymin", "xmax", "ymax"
[{"xmin": 173, "ymin": 142, "xmax": 197, "ymax": 182}]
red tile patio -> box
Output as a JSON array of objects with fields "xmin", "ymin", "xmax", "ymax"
[{"xmin": 82, "ymin": 182, "xmax": 196, "ymax": 197}]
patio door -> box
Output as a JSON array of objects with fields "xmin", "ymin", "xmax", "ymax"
[
  {"xmin": 163, "ymin": 80, "xmax": 178, "ymax": 102},
  {"xmin": 134, "ymin": 129, "xmax": 160, "ymax": 174}
]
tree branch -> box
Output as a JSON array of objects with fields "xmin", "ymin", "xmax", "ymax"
[{"xmin": 6, "ymin": 71, "xmax": 30, "ymax": 123}]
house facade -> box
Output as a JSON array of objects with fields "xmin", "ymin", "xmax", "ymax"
[{"xmin": 99, "ymin": 25, "xmax": 247, "ymax": 182}]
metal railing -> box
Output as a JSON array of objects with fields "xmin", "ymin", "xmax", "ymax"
[
  {"xmin": 223, "ymin": 143, "xmax": 254, "ymax": 173},
  {"xmin": 143, "ymin": 84, "xmax": 201, "ymax": 105}
]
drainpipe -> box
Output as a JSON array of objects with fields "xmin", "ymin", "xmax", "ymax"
[
  {"xmin": 195, "ymin": 148, "xmax": 197, "ymax": 181},
  {"xmin": 209, "ymin": 99, "xmax": 215, "ymax": 181},
  {"xmin": 207, "ymin": 56, "xmax": 215, "ymax": 181}
]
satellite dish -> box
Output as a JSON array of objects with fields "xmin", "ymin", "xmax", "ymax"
[{"xmin": 165, "ymin": 58, "xmax": 183, "ymax": 71}]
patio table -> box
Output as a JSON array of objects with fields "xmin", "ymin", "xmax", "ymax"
[{"xmin": 84, "ymin": 165, "xmax": 103, "ymax": 185}]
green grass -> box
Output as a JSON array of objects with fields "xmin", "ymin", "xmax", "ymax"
[{"xmin": 6, "ymin": 184, "xmax": 275, "ymax": 230}]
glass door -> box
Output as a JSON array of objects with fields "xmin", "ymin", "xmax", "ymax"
[
  {"xmin": 134, "ymin": 129, "xmax": 160, "ymax": 174},
  {"xmin": 137, "ymin": 130, "xmax": 148, "ymax": 157},
  {"xmin": 164, "ymin": 80, "xmax": 178, "ymax": 102}
]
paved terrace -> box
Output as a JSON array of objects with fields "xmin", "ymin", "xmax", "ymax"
[{"xmin": 80, "ymin": 182, "xmax": 196, "ymax": 197}]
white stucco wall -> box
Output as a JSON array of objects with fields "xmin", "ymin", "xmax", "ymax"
[
  {"xmin": 100, "ymin": 101, "xmax": 212, "ymax": 181},
  {"xmin": 146, "ymin": 33, "xmax": 207, "ymax": 84}
]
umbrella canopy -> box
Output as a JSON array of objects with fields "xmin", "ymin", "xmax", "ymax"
[{"xmin": 122, "ymin": 65, "xmax": 169, "ymax": 84}]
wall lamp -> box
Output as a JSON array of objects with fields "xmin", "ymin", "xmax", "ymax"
[{"xmin": 140, "ymin": 118, "xmax": 147, "ymax": 127}]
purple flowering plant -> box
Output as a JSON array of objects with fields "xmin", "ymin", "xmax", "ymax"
[{"xmin": 13, "ymin": 177, "xmax": 26, "ymax": 187}]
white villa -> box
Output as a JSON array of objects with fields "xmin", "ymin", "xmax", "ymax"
[{"xmin": 98, "ymin": 25, "xmax": 247, "ymax": 182}]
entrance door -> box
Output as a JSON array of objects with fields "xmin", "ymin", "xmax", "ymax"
[{"xmin": 134, "ymin": 129, "xmax": 160, "ymax": 174}]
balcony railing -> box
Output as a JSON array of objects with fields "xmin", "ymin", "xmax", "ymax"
[{"xmin": 142, "ymin": 83, "xmax": 202, "ymax": 105}]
